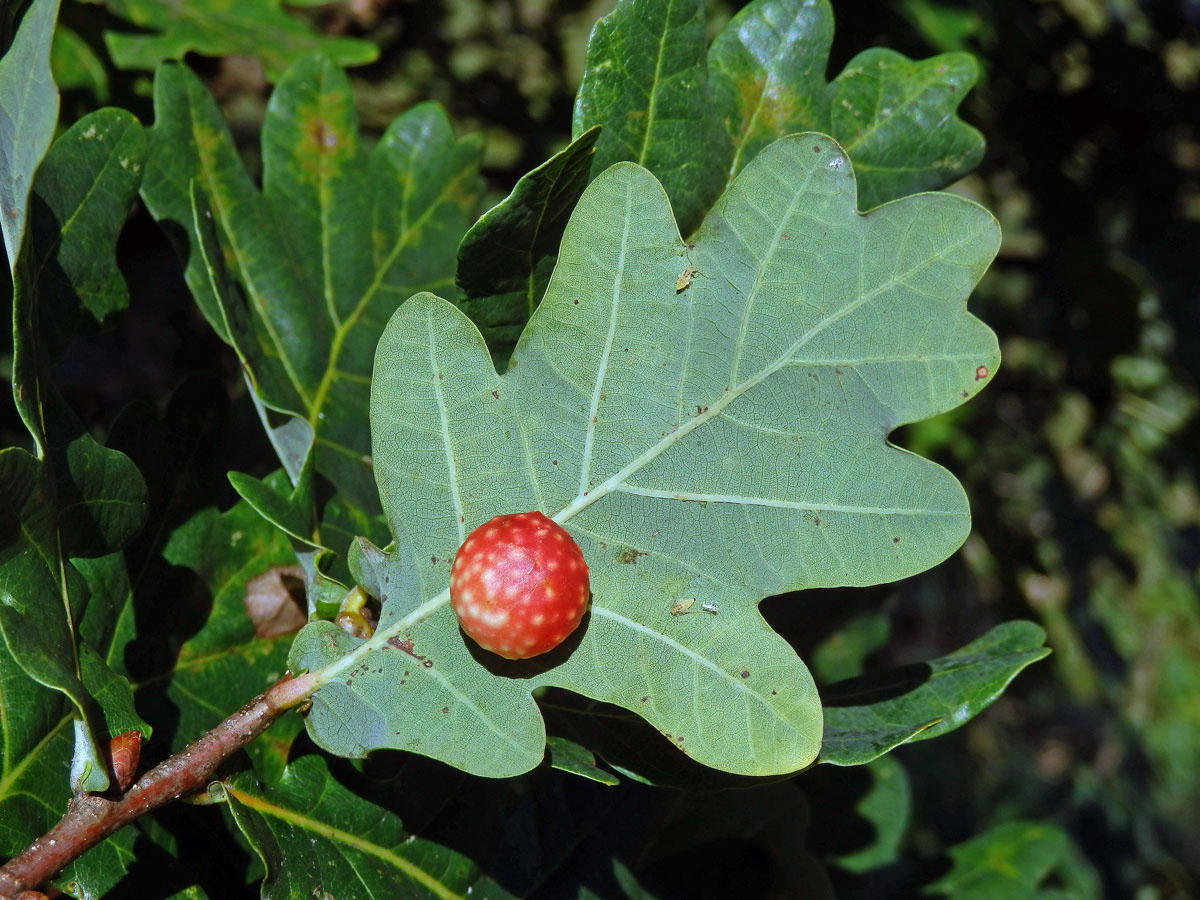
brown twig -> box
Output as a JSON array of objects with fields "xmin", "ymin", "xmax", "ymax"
[{"xmin": 0, "ymin": 671, "xmax": 317, "ymax": 898}]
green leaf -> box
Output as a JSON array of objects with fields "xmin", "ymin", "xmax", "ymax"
[
  {"xmin": 574, "ymin": 0, "xmax": 985, "ymax": 233},
  {"xmin": 1, "ymin": 91, "xmax": 149, "ymax": 795},
  {"xmin": 50, "ymin": 23, "xmax": 108, "ymax": 101},
  {"xmin": 30, "ymin": 107, "xmax": 146, "ymax": 347},
  {"xmin": 220, "ymin": 754, "xmax": 515, "ymax": 900},
  {"xmin": 819, "ymin": 621, "xmax": 1050, "ymax": 766},
  {"xmin": 455, "ymin": 125, "xmax": 601, "ymax": 359},
  {"xmin": 828, "ymin": 49, "xmax": 984, "ymax": 211},
  {"xmin": 227, "ymin": 468, "xmax": 322, "ymax": 550},
  {"xmin": 830, "ymin": 755, "xmax": 911, "ymax": 873},
  {"xmin": 0, "ymin": 0, "xmax": 59, "ymax": 269},
  {"xmin": 295, "ymin": 133, "xmax": 999, "ymax": 778},
  {"xmin": 924, "ymin": 821, "xmax": 1072, "ymax": 900},
  {"xmin": 572, "ymin": 0, "xmax": 731, "ymax": 236},
  {"xmin": 0, "ymin": 447, "xmax": 109, "ymax": 792},
  {"xmin": 74, "ymin": 554, "xmax": 151, "ymax": 740},
  {"xmin": 90, "ymin": 0, "xmax": 378, "ymax": 80},
  {"xmin": 546, "ymin": 735, "xmax": 621, "ymax": 786},
  {"xmin": 0, "ymin": 617, "xmax": 139, "ymax": 897},
  {"xmin": 54, "ymin": 429, "xmax": 150, "ymax": 559},
  {"xmin": 811, "ymin": 610, "xmax": 891, "ymax": 683},
  {"xmin": 707, "ymin": 0, "xmax": 835, "ymax": 178},
  {"xmin": 141, "ymin": 56, "xmax": 484, "ymax": 527}
]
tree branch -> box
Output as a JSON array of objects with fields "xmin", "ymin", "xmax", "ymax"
[{"xmin": 0, "ymin": 671, "xmax": 317, "ymax": 898}]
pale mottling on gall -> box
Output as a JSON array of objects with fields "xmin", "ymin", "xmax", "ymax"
[{"xmin": 449, "ymin": 511, "xmax": 589, "ymax": 660}]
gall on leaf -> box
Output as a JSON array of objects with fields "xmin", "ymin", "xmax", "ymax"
[{"xmin": 450, "ymin": 512, "xmax": 590, "ymax": 659}]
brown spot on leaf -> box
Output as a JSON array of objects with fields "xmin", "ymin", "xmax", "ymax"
[
  {"xmin": 975, "ymin": 365, "xmax": 989, "ymax": 381},
  {"xmin": 243, "ymin": 565, "xmax": 306, "ymax": 637},
  {"xmin": 388, "ymin": 636, "xmax": 423, "ymax": 660},
  {"xmin": 640, "ymin": 696, "xmax": 649, "ymax": 702},
  {"xmin": 422, "ymin": 659, "xmax": 434, "ymax": 668},
  {"xmin": 492, "ymin": 390, "xmax": 499, "ymax": 399},
  {"xmin": 442, "ymin": 707, "xmax": 449, "ymax": 713},
  {"xmin": 615, "ymin": 545, "xmax": 646, "ymax": 564},
  {"xmin": 740, "ymin": 670, "xmax": 750, "ymax": 679},
  {"xmin": 893, "ymin": 537, "xmax": 900, "ymax": 544}
]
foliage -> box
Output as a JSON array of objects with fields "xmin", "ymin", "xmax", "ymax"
[
  {"xmin": 4, "ymin": 0, "xmax": 1197, "ymax": 897},
  {"xmin": 82, "ymin": 0, "xmax": 378, "ymax": 80}
]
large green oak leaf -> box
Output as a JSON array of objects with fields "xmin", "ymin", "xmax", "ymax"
[
  {"xmin": 575, "ymin": 0, "xmax": 984, "ymax": 235},
  {"xmin": 291, "ymin": 133, "xmax": 1000, "ymax": 779}
]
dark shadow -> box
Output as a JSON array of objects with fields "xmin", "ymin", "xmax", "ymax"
[
  {"xmin": 463, "ymin": 606, "xmax": 592, "ymax": 678},
  {"xmin": 820, "ymin": 661, "xmax": 934, "ymax": 708}
]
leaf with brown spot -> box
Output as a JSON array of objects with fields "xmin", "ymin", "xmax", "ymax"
[{"xmin": 141, "ymin": 56, "xmax": 483, "ymax": 541}]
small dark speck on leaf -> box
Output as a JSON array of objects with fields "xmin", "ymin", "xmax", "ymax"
[
  {"xmin": 962, "ymin": 390, "xmax": 970, "ymax": 398},
  {"xmin": 740, "ymin": 670, "xmax": 750, "ymax": 679},
  {"xmin": 813, "ymin": 145, "xmax": 821, "ymax": 152},
  {"xmin": 437, "ymin": 372, "xmax": 443, "ymax": 380},
  {"xmin": 771, "ymin": 690, "xmax": 777, "ymax": 695},
  {"xmin": 640, "ymin": 696, "xmax": 649, "ymax": 702},
  {"xmin": 492, "ymin": 390, "xmax": 499, "ymax": 399},
  {"xmin": 781, "ymin": 234, "xmax": 790, "ymax": 240},
  {"xmin": 346, "ymin": 679, "xmax": 353, "ymax": 686},
  {"xmin": 573, "ymin": 299, "xmax": 579, "ymax": 304},
  {"xmin": 431, "ymin": 556, "xmax": 438, "ymax": 564},
  {"xmin": 975, "ymin": 365, "xmax": 989, "ymax": 381},
  {"xmin": 442, "ymin": 707, "xmax": 449, "ymax": 714},
  {"xmin": 893, "ymin": 537, "xmax": 900, "ymax": 544},
  {"xmin": 813, "ymin": 516, "xmax": 821, "ymax": 526},
  {"xmin": 696, "ymin": 405, "xmax": 708, "ymax": 415},
  {"xmin": 552, "ymin": 459, "xmax": 558, "ymax": 465},
  {"xmin": 422, "ymin": 659, "xmax": 434, "ymax": 668}
]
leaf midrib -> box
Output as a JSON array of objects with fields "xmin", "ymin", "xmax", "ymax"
[
  {"xmin": 305, "ymin": 158, "xmax": 478, "ymax": 430},
  {"xmin": 223, "ymin": 783, "xmax": 467, "ymax": 900},
  {"xmin": 552, "ymin": 219, "xmax": 986, "ymax": 526}
]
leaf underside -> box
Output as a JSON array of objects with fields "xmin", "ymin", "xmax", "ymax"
[{"xmin": 293, "ymin": 132, "xmax": 1001, "ymax": 779}]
